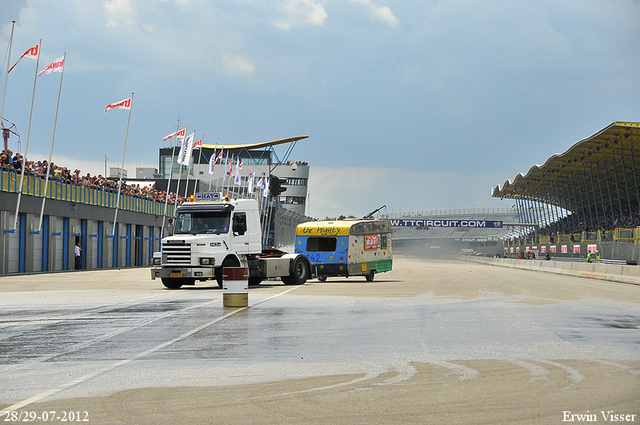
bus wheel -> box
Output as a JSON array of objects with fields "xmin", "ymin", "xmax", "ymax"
[
  {"xmin": 365, "ymin": 270, "xmax": 376, "ymax": 282},
  {"xmin": 161, "ymin": 278, "xmax": 183, "ymax": 289}
]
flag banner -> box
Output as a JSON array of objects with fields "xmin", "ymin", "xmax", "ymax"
[
  {"xmin": 229, "ymin": 155, "xmax": 234, "ymax": 176},
  {"xmin": 8, "ymin": 44, "xmax": 39, "ymax": 73},
  {"xmin": 193, "ymin": 138, "xmax": 202, "ymax": 148},
  {"xmin": 177, "ymin": 133, "xmax": 195, "ymax": 166},
  {"xmin": 247, "ymin": 170, "xmax": 254, "ymax": 194},
  {"xmin": 263, "ymin": 178, "xmax": 269, "ymax": 198},
  {"xmin": 104, "ymin": 97, "xmax": 132, "ymax": 113},
  {"xmin": 234, "ymin": 161, "xmax": 243, "ymax": 185},
  {"xmin": 223, "ymin": 152, "xmax": 229, "ymax": 182},
  {"xmin": 162, "ymin": 128, "xmax": 186, "ymax": 141},
  {"xmin": 37, "ymin": 56, "xmax": 64, "ymax": 76},
  {"xmin": 209, "ymin": 150, "xmax": 223, "ymax": 175}
]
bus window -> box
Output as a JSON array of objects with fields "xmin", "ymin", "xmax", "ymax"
[{"xmin": 306, "ymin": 237, "xmax": 337, "ymax": 252}]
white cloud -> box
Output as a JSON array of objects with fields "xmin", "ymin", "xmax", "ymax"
[
  {"xmin": 103, "ymin": 0, "xmax": 134, "ymax": 27},
  {"xmin": 307, "ymin": 166, "xmax": 502, "ymax": 219},
  {"xmin": 273, "ymin": 0, "xmax": 328, "ymax": 30},
  {"xmin": 220, "ymin": 53, "xmax": 256, "ymax": 75},
  {"xmin": 352, "ymin": 0, "xmax": 399, "ymax": 26}
]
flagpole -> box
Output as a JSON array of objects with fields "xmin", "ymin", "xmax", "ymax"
[
  {"xmin": 111, "ymin": 92, "xmax": 134, "ymax": 237},
  {"xmin": 37, "ymin": 52, "xmax": 66, "ymax": 232},
  {"xmin": 182, "ymin": 130, "xmax": 195, "ymax": 201},
  {"xmin": 0, "ymin": 20, "xmax": 16, "ymax": 151},
  {"xmin": 161, "ymin": 120, "xmax": 180, "ymax": 237},
  {"xmin": 192, "ymin": 135, "xmax": 203, "ymax": 198},
  {"xmin": 173, "ymin": 126, "xmax": 188, "ymax": 215},
  {"xmin": 208, "ymin": 145, "xmax": 217, "ymax": 191},
  {"xmin": 13, "ymin": 39, "xmax": 41, "ymax": 231}
]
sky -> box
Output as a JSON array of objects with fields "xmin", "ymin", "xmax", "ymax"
[{"xmin": 1, "ymin": 0, "xmax": 639, "ymax": 219}]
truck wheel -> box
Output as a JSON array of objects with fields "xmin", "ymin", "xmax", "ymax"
[
  {"xmin": 365, "ymin": 270, "xmax": 376, "ymax": 282},
  {"xmin": 161, "ymin": 278, "xmax": 183, "ymax": 289},
  {"xmin": 283, "ymin": 256, "xmax": 309, "ymax": 285},
  {"xmin": 248, "ymin": 276, "xmax": 263, "ymax": 286}
]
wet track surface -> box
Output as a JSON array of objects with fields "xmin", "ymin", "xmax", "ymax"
[{"xmin": 0, "ymin": 258, "xmax": 639, "ymax": 423}]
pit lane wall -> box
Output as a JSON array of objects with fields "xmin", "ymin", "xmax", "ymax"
[{"xmin": 466, "ymin": 256, "xmax": 640, "ymax": 286}]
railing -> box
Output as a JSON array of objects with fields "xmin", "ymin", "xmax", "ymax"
[
  {"xmin": 387, "ymin": 207, "xmax": 518, "ymax": 218},
  {"xmin": 505, "ymin": 228, "xmax": 640, "ymax": 245},
  {"xmin": 0, "ymin": 168, "xmax": 175, "ymax": 216}
]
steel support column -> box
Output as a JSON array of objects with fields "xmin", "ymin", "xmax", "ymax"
[
  {"xmin": 595, "ymin": 164, "xmax": 607, "ymax": 227},
  {"xmin": 611, "ymin": 157, "xmax": 625, "ymax": 225},
  {"xmin": 584, "ymin": 170, "xmax": 598, "ymax": 230},
  {"xmin": 620, "ymin": 153, "xmax": 633, "ymax": 223},
  {"xmin": 566, "ymin": 179, "xmax": 576, "ymax": 232},
  {"xmin": 630, "ymin": 149, "xmax": 640, "ymax": 217},
  {"xmin": 603, "ymin": 160, "xmax": 616, "ymax": 225}
]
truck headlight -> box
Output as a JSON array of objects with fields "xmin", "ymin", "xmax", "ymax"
[
  {"xmin": 152, "ymin": 257, "xmax": 162, "ymax": 265},
  {"xmin": 200, "ymin": 258, "xmax": 215, "ymax": 266}
]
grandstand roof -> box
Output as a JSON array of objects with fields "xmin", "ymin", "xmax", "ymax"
[
  {"xmin": 202, "ymin": 135, "xmax": 308, "ymax": 150},
  {"xmin": 491, "ymin": 122, "xmax": 640, "ymax": 223}
]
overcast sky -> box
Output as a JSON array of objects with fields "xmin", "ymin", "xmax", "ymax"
[{"xmin": 1, "ymin": 0, "xmax": 639, "ymax": 219}]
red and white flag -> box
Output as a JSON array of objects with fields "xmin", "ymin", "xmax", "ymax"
[
  {"xmin": 37, "ymin": 56, "xmax": 64, "ymax": 76},
  {"xmin": 192, "ymin": 138, "xmax": 202, "ymax": 149},
  {"xmin": 162, "ymin": 128, "xmax": 186, "ymax": 141},
  {"xmin": 104, "ymin": 97, "xmax": 132, "ymax": 113},
  {"xmin": 234, "ymin": 160, "xmax": 243, "ymax": 186},
  {"xmin": 8, "ymin": 44, "xmax": 39, "ymax": 73},
  {"xmin": 208, "ymin": 149, "xmax": 223, "ymax": 175}
]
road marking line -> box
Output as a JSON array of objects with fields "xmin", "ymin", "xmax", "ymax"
[{"xmin": 0, "ymin": 285, "xmax": 302, "ymax": 417}]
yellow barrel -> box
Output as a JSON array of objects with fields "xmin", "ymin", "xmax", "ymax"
[{"xmin": 222, "ymin": 267, "xmax": 249, "ymax": 307}]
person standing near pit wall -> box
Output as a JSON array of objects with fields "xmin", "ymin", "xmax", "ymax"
[{"xmin": 74, "ymin": 240, "xmax": 82, "ymax": 270}]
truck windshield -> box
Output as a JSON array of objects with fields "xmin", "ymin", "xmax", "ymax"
[{"xmin": 174, "ymin": 211, "xmax": 230, "ymax": 235}]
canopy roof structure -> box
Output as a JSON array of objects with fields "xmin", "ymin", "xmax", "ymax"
[
  {"xmin": 201, "ymin": 135, "xmax": 308, "ymax": 151},
  {"xmin": 492, "ymin": 121, "xmax": 640, "ymax": 230}
]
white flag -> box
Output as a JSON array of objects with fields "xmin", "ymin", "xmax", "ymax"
[
  {"xmin": 234, "ymin": 159, "xmax": 243, "ymax": 186},
  {"xmin": 263, "ymin": 177, "xmax": 269, "ymax": 198},
  {"xmin": 247, "ymin": 170, "xmax": 254, "ymax": 194},
  {"xmin": 177, "ymin": 132, "xmax": 195, "ymax": 166},
  {"xmin": 37, "ymin": 56, "xmax": 64, "ymax": 76},
  {"xmin": 104, "ymin": 97, "xmax": 132, "ymax": 113}
]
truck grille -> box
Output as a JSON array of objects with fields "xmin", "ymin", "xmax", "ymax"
[{"xmin": 163, "ymin": 242, "xmax": 191, "ymax": 265}]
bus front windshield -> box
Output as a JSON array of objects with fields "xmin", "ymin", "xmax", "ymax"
[{"xmin": 174, "ymin": 211, "xmax": 230, "ymax": 235}]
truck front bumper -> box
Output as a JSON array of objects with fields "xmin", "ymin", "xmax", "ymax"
[{"xmin": 150, "ymin": 266, "xmax": 216, "ymax": 280}]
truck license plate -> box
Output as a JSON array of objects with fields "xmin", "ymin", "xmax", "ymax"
[{"xmin": 170, "ymin": 273, "xmax": 183, "ymax": 278}]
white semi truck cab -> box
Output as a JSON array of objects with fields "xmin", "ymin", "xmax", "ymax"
[{"xmin": 151, "ymin": 192, "xmax": 311, "ymax": 289}]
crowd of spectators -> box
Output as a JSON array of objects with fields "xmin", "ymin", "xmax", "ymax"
[
  {"xmin": 509, "ymin": 202, "xmax": 640, "ymax": 245},
  {"xmin": 0, "ymin": 149, "xmax": 184, "ymax": 205}
]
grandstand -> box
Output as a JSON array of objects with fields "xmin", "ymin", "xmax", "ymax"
[{"xmin": 491, "ymin": 121, "xmax": 640, "ymax": 262}]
